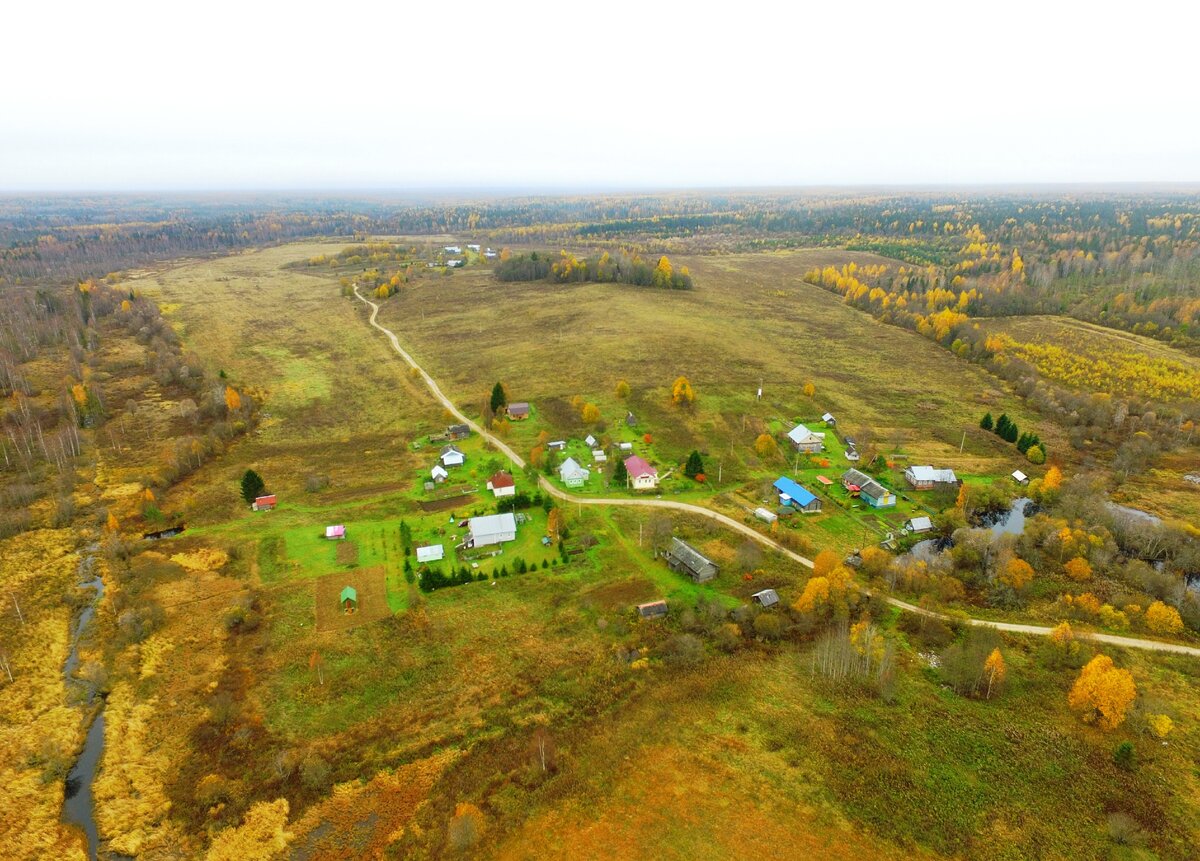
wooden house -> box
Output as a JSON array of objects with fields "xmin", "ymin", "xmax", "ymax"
[
  {"xmin": 446, "ymin": 423, "xmax": 471, "ymax": 441},
  {"xmin": 624, "ymin": 455, "xmax": 658, "ymax": 490},
  {"xmin": 441, "ymin": 445, "xmax": 465, "ymax": 467},
  {"xmin": 487, "ymin": 471, "xmax": 516, "ymax": 498},
  {"xmin": 840, "ymin": 468, "xmax": 896, "ymax": 508},
  {"xmin": 904, "ymin": 465, "xmax": 959, "ymax": 490},
  {"xmin": 773, "ymin": 476, "xmax": 822, "ymax": 513},
  {"xmin": 559, "ymin": 457, "xmax": 590, "ymax": 487},
  {"xmin": 431, "ymin": 464, "xmax": 449, "ymax": 483},
  {"xmin": 664, "ymin": 537, "xmax": 718, "ymax": 583},
  {"xmin": 507, "ymin": 402, "xmax": 530, "ymax": 420},
  {"xmin": 821, "ymin": 412, "xmax": 836, "ymax": 426},
  {"xmin": 467, "ymin": 513, "xmax": 517, "ymax": 547},
  {"xmin": 786, "ymin": 423, "xmax": 826, "ymax": 453}
]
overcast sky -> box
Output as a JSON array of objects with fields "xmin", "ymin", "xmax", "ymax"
[{"xmin": 3, "ymin": 0, "xmax": 1198, "ymax": 191}]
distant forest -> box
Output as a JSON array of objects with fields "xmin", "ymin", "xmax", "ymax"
[{"xmin": 494, "ymin": 251, "xmax": 693, "ymax": 289}]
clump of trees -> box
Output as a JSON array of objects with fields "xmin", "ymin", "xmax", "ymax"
[{"xmin": 495, "ymin": 251, "xmax": 693, "ymax": 289}]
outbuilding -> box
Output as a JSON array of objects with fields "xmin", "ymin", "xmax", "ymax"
[
  {"xmin": 252, "ymin": 494, "xmax": 276, "ymax": 511},
  {"xmin": 441, "ymin": 445, "xmax": 465, "ymax": 467},
  {"xmin": 431, "ymin": 464, "xmax": 449, "ymax": 483},
  {"xmin": 904, "ymin": 465, "xmax": 959, "ymax": 490},
  {"xmin": 340, "ymin": 586, "xmax": 357, "ymax": 612},
  {"xmin": 507, "ymin": 402, "xmax": 530, "ymax": 420},
  {"xmin": 752, "ymin": 589, "xmax": 780, "ymax": 608},
  {"xmin": 754, "ymin": 507, "xmax": 778, "ymax": 524},
  {"xmin": 325, "ymin": 525, "xmax": 346, "ymax": 540},
  {"xmin": 548, "ymin": 440, "xmax": 566, "ymax": 451},
  {"xmin": 467, "ymin": 512, "xmax": 517, "ymax": 547},
  {"xmin": 904, "ymin": 516, "xmax": 933, "ymax": 534},
  {"xmin": 821, "ymin": 412, "xmax": 836, "ymax": 426},
  {"xmin": 636, "ymin": 600, "xmax": 668, "ymax": 619},
  {"xmin": 1012, "ymin": 470, "xmax": 1029, "ymax": 485},
  {"xmin": 664, "ymin": 537, "xmax": 719, "ymax": 583},
  {"xmin": 592, "ymin": 449, "xmax": 608, "ymax": 463}
]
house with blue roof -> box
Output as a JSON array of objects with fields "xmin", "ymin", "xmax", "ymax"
[{"xmin": 773, "ymin": 476, "xmax": 823, "ymax": 513}]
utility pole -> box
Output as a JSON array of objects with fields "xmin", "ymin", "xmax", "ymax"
[
  {"xmin": 11, "ymin": 594, "xmax": 24, "ymax": 626},
  {"xmin": 959, "ymin": 430, "xmax": 966, "ymax": 454}
]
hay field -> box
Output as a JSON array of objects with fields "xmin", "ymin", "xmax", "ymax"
[{"xmin": 313, "ymin": 566, "xmax": 390, "ymax": 633}]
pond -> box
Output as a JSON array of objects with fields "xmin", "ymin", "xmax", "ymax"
[{"xmin": 980, "ymin": 497, "xmax": 1036, "ymax": 537}]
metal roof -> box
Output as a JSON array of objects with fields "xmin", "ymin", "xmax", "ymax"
[{"xmin": 773, "ymin": 476, "xmax": 817, "ymax": 506}]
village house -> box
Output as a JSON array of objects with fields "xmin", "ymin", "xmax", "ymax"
[
  {"xmin": 325, "ymin": 525, "xmax": 346, "ymax": 540},
  {"xmin": 841, "ymin": 468, "xmax": 896, "ymax": 508},
  {"xmin": 636, "ymin": 600, "xmax": 668, "ymax": 619},
  {"xmin": 903, "ymin": 516, "xmax": 933, "ymax": 534},
  {"xmin": 416, "ymin": 544, "xmax": 445, "ymax": 563},
  {"xmin": 624, "ymin": 455, "xmax": 659, "ymax": 490},
  {"xmin": 446, "ymin": 259, "xmax": 464, "ymax": 268},
  {"xmin": 441, "ymin": 445, "xmax": 465, "ymax": 467},
  {"xmin": 487, "ymin": 471, "xmax": 516, "ymax": 498},
  {"xmin": 446, "ymin": 423, "xmax": 471, "ymax": 440},
  {"xmin": 664, "ymin": 537, "xmax": 719, "ymax": 583},
  {"xmin": 252, "ymin": 494, "xmax": 276, "ymax": 511},
  {"xmin": 431, "ymin": 464, "xmax": 449, "ymax": 483},
  {"xmin": 467, "ymin": 244, "xmax": 481, "ymax": 252},
  {"xmin": 752, "ymin": 589, "xmax": 780, "ymax": 608},
  {"xmin": 443, "ymin": 245, "xmax": 462, "ymax": 253},
  {"xmin": 559, "ymin": 457, "xmax": 590, "ymax": 487},
  {"xmin": 773, "ymin": 476, "xmax": 823, "ymax": 513},
  {"xmin": 786, "ymin": 423, "xmax": 826, "ymax": 453},
  {"xmin": 484, "ymin": 249, "xmax": 497, "ymax": 259},
  {"xmin": 467, "ymin": 512, "xmax": 517, "ymax": 548},
  {"xmin": 904, "ymin": 465, "xmax": 959, "ymax": 490},
  {"xmin": 506, "ymin": 402, "xmax": 530, "ymax": 420}
]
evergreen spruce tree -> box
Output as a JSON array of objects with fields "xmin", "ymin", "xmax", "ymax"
[
  {"xmin": 490, "ymin": 382, "xmax": 508, "ymax": 414},
  {"xmin": 240, "ymin": 469, "xmax": 266, "ymax": 504},
  {"xmin": 612, "ymin": 458, "xmax": 629, "ymax": 487},
  {"xmin": 684, "ymin": 450, "xmax": 704, "ymax": 478},
  {"xmin": 980, "ymin": 412, "xmax": 994, "ymax": 432}
]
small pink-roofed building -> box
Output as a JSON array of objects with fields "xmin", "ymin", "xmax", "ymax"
[
  {"xmin": 624, "ymin": 455, "xmax": 659, "ymax": 491},
  {"xmin": 325, "ymin": 525, "xmax": 346, "ymax": 540}
]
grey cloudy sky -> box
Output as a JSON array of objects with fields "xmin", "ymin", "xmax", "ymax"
[{"xmin": 3, "ymin": 0, "xmax": 1198, "ymax": 190}]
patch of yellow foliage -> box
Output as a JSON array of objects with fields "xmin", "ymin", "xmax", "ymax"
[
  {"xmin": 93, "ymin": 682, "xmax": 180, "ymax": 856},
  {"xmin": 205, "ymin": 799, "xmax": 291, "ymax": 861},
  {"xmin": 171, "ymin": 548, "xmax": 229, "ymax": 572},
  {"xmin": 138, "ymin": 632, "xmax": 176, "ymax": 680}
]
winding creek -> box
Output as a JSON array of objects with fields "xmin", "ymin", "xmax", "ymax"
[{"xmin": 61, "ymin": 545, "xmax": 105, "ymax": 860}]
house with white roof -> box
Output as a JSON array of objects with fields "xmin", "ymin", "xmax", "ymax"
[
  {"xmin": 467, "ymin": 512, "xmax": 517, "ymax": 547},
  {"xmin": 431, "ymin": 464, "xmax": 449, "ymax": 482},
  {"xmin": 559, "ymin": 457, "xmax": 590, "ymax": 488},
  {"xmin": 441, "ymin": 445, "xmax": 465, "ymax": 467},
  {"xmin": 416, "ymin": 544, "xmax": 445, "ymax": 563},
  {"xmin": 786, "ymin": 423, "xmax": 825, "ymax": 453},
  {"xmin": 903, "ymin": 516, "xmax": 933, "ymax": 534},
  {"xmin": 904, "ymin": 465, "xmax": 958, "ymax": 490}
]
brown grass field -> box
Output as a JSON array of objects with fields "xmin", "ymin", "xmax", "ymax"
[{"xmin": 314, "ymin": 566, "xmax": 389, "ymax": 633}]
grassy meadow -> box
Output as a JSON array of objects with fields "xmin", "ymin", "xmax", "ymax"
[{"xmin": 59, "ymin": 241, "xmax": 1195, "ymax": 860}]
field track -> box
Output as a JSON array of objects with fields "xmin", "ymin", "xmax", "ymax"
[{"xmin": 355, "ymin": 288, "xmax": 1200, "ymax": 658}]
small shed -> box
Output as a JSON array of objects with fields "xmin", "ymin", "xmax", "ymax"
[
  {"xmin": 252, "ymin": 494, "xmax": 276, "ymax": 511},
  {"xmin": 754, "ymin": 507, "xmax": 778, "ymax": 524},
  {"xmin": 821, "ymin": 412, "xmax": 836, "ymax": 426},
  {"xmin": 325, "ymin": 525, "xmax": 346, "ymax": 540},
  {"xmin": 441, "ymin": 445, "xmax": 465, "ymax": 467},
  {"xmin": 584, "ymin": 434, "xmax": 597, "ymax": 447},
  {"xmin": 507, "ymin": 402, "xmax": 530, "ymax": 420},
  {"xmin": 904, "ymin": 516, "xmax": 934, "ymax": 534},
  {"xmin": 431, "ymin": 464, "xmax": 449, "ymax": 483},
  {"xmin": 664, "ymin": 537, "xmax": 719, "ymax": 583},
  {"xmin": 416, "ymin": 544, "xmax": 445, "ymax": 563},
  {"xmin": 1012, "ymin": 470, "xmax": 1029, "ymax": 485},
  {"xmin": 340, "ymin": 585, "xmax": 357, "ymax": 612},
  {"xmin": 752, "ymin": 589, "xmax": 780, "ymax": 608},
  {"xmin": 592, "ymin": 449, "xmax": 608, "ymax": 463},
  {"xmin": 618, "ymin": 442, "xmax": 633, "ymax": 451},
  {"xmin": 625, "ymin": 411, "xmax": 637, "ymax": 427},
  {"xmin": 815, "ymin": 475, "xmax": 834, "ymax": 486},
  {"xmin": 636, "ymin": 600, "xmax": 668, "ymax": 619},
  {"xmin": 446, "ymin": 423, "xmax": 471, "ymax": 440},
  {"xmin": 548, "ymin": 440, "xmax": 566, "ymax": 451},
  {"xmin": 844, "ymin": 447, "xmax": 861, "ymax": 462}
]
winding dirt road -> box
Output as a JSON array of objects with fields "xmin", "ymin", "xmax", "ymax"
[{"xmin": 355, "ymin": 288, "xmax": 1200, "ymax": 658}]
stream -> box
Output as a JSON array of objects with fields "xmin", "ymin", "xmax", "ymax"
[
  {"xmin": 61, "ymin": 545, "xmax": 105, "ymax": 860},
  {"xmin": 905, "ymin": 498, "xmax": 1034, "ymax": 562}
]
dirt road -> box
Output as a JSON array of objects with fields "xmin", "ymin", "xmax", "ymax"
[{"xmin": 355, "ymin": 288, "xmax": 1200, "ymax": 658}]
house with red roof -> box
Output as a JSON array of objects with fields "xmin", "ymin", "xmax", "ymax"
[
  {"xmin": 487, "ymin": 471, "xmax": 516, "ymax": 498},
  {"xmin": 624, "ymin": 455, "xmax": 659, "ymax": 491}
]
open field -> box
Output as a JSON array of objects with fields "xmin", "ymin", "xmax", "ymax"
[
  {"xmin": 314, "ymin": 566, "xmax": 389, "ymax": 633},
  {"xmin": 76, "ymin": 240, "xmax": 1198, "ymax": 860}
]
